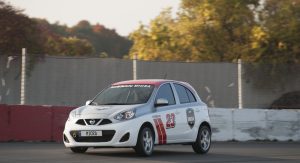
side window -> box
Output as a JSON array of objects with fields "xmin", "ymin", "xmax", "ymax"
[
  {"xmin": 174, "ymin": 84, "xmax": 189, "ymax": 104},
  {"xmin": 156, "ymin": 84, "xmax": 175, "ymax": 105},
  {"xmin": 174, "ymin": 84, "xmax": 197, "ymax": 103},
  {"xmin": 186, "ymin": 88, "xmax": 196, "ymax": 102}
]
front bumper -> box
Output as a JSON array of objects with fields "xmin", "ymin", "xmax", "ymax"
[{"xmin": 63, "ymin": 118, "xmax": 140, "ymax": 148}]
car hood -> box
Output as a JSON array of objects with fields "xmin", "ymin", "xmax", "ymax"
[{"xmin": 74, "ymin": 104, "xmax": 143, "ymax": 117}]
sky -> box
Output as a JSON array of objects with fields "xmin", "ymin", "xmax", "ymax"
[{"xmin": 8, "ymin": 0, "xmax": 181, "ymax": 36}]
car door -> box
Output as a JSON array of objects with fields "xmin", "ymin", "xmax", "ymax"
[
  {"xmin": 171, "ymin": 83, "xmax": 199, "ymax": 142},
  {"xmin": 153, "ymin": 83, "xmax": 178, "ymax": 144}
]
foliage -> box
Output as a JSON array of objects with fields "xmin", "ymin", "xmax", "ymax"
[
  {"xmin": 130, "ymin": 0, "xmax": 300, "ymax": 65},
  {"xmin": 0, "ymin": 0, "xmax": 131, "ymax": 58},
  {"xmin": 130, "ymin": 0, "xmax": 260, "ymax": 61},
  {"xmin": 130, "ymin": 9, "xmax": 183, "ymax": 61},
  {"xmin": 0, "ymin": 0, "xmax": 44, "ymax": 55},
  {"xmin": 45, "ymin": 36, "xmax": 94, "ymax": 56},
  {"xmin": 129, "ymin": 0, "xmax": 300, "ymax": 95},
  {"xmin": 33, "ymin": 19, "xmax": 132, "ymax": 57},
  {"xmin": 70, "ymin": 20, "xmax": 132, "ymax": 58},
  {"xmin": 243, "ymin": 0, "xmax": 300, "ymax": 89},
  {"xmin": 250, "ymin": 0, "xmax": 300, "ymax": 64}
]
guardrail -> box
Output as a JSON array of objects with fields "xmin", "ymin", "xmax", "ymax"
[{"xmin": 0, "ymin": 105, "xmax": 299, "ymax": 142}]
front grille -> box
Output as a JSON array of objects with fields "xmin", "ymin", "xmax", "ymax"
[
  {"xmin": 70, "ymin": 130, "xmax": 115, "ymax": 142},
  {"xmin": 99, "ymin": 119, "xmax": 112, "ymax": 125},
  {"xmin": 76, "ymin": 119, "xmax": 85, "ymax": 125},
  {"xmin": 75, "ymin": 119, "xmax": 112, "ymax": 126},
  {"xmin": 85, "ymin": 119, "xmax": 101, "ymax": 125}
]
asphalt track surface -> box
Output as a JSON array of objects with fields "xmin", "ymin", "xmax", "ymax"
[{"xmin": 0, "ymin": 142, "xmax": 299, "ymax": 163}]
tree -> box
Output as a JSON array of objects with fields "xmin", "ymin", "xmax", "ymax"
[
  {"xmin": 243, "ymin": 0, "xmax": 300, "ymax": 90},
  {"xmin": 0, "ymin": 0, "xmax": 44, "ymax": 55},
  {"xmin": 34, "ymin": 19, "xmax": 94, "ymax": 56},
  {"xmin": 129, "ymin": 0, "xmax": 260, "ymax": 62},
  {"xmin": 129, "ymin": 9, "xmax": 184, "ymax": 61},
  {"xmin": 47, "ymin": 37, "xmax": 94, "ymax": 56},
  {"xmin": 250, "ymin": 0, "xmax": 300, "ymax": 64},
  {"xmin": 70, "ymin": 20, "xmax": 132, "ymax": 58}
]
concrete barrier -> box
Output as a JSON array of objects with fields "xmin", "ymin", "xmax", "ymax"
[
  {"xmin": 51, "ymin": 106, "xmax": 75, "ymax": 142},
  {"xmin": 0, "ymin": 105, "xmax": 73, "ymax": 142},
  {"xmin": 209, "ymin": 108, "xmax": 300, "ymax": 141},
  {"xmin": 266, "ymin": 110, "xmax": 300, "ymax": 141},
  {"xmin": 233, "ymin": 109, "xmax": 267, "ymax": 141},
  {"xmin": 0, "ymin": 104, "xmax": 10, "ymax": 141},
  {"xmin": 209, "ymin": 108, "xmax": 233, "ymax": 141},
  {"xmin": 9, "ymin": 105, "xmax": 53, "ymax": 141},
  {"xmin": 0, "ymin": 105, "xmax": 299, "ymax": 142}
]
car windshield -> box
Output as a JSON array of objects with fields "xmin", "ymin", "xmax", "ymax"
[{"xmin": 90, "ymin": 84, "xmax": 154, "ymax": 105}]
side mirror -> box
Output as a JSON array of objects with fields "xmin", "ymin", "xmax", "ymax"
[
  {"xmin": 85, "ymin": 100, "xmax": 92, "ymax": 106},
  {"xmin": 155, "ymin": 98, "xmax": 169, "ymax": 107}
]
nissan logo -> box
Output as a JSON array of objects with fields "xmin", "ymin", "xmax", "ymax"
[{"xmin": 89, "ymin": 119, "xmax": 96, "ymax": 125}]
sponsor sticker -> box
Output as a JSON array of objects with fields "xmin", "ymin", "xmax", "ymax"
[
  {"xmin": 111, "ymin": 84, "xmax": 151, "ymax": 88},
  {"xmin": 186, "ymin": 108, "xmax": 195, "ymax": 128}
]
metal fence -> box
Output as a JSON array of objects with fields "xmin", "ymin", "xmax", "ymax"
[{"xmin": 0, "ymin": 55, "xmax": 299, "ymax": 108}]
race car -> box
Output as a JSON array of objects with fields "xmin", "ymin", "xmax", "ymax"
[{"xmin": 63, "ymin": 79, "xmax": 211, "ymax": 156}]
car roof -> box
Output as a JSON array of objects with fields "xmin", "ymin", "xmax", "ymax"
[{"xmin": 112, "ymin": 79, "xmax": 175, "ymax": 87}]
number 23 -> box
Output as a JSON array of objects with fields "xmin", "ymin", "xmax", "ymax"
[{"xmin": 166, "ymin": 113, "xmax": 175, "ymax": 128}]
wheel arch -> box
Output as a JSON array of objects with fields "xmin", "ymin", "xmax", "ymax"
[
  {"xmin": 199, "ymin": 121, "xmax": 211, "ymax": 133},
  {"xmin": 138, "ymin": 121, "xmax": 156, "ymax": 142}
]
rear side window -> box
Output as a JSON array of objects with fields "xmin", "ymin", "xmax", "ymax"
[
  {"xmin": 186, "ymin": 88, "xmax": 196, "ymax": 102},
  {"xmin": 174, "ymin": 84, "xmax": 189, "ymax": 103},
  {"xmin": 155, "ymin": 84, "xmax": 175, "ymax": 105},
  {"xmin": 174, "ymin": 84, "xmax": 197, "ymax": 104}
]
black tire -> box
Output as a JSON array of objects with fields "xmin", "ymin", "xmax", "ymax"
[
  {"xmin": 70, "ymin": 147, "xmax": 88, "ymax": 153},
  {"xmin": 192, "ymin": 125, "xmax": 211, "ymax": 154},
  {"xmin": 134, "ymin": 127, "xmax": 154, "ymax": 156}
]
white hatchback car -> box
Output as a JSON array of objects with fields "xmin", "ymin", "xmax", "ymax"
[{"xmin": 63, "ymin": 79, "xmax": 211, "ymax": 156}]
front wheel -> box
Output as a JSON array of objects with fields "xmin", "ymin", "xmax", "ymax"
[
  {"xmin": 134, "ymin": 127, "xmax": 154, "ymax": 156},
  {"xmin": 70, "ymin": 147, "xmax": 88, "ymax": 153},
  {"xmin": 192, "ymin": 125, "xmax": 211, "ymax": 154}
]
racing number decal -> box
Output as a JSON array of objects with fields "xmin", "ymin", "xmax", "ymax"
[
  {"xmin": 166, "ymin": 113, "xmax": 176, "ymax": 129},
  {"xmin": 153, "ymin": 116, "xmax": 167, "ymax": 144},
  {"xmin": 152, "ymin": 113, "xmax": 175, "ymax": 145}
]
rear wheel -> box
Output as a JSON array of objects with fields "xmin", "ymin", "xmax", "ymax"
[
  {"xmin": 134, "ymin": 127, "xmax": 154, "ymax": 156},
  {"xmin": 70, "ymin": 147, "xmax": 88, "ymax": 153},
  {"xmin": 192, "ymin": 125, "xmax": 211, "ymax": 154}
]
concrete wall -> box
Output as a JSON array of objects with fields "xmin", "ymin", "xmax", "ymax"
[{"xmin": 209, "ymin": 108, "xmax": 300, "ymax": 141}]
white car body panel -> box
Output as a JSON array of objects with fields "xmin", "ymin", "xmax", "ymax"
[{"xmin": 63, "ymin": 80, "xmax": 210, "ymax": 148}]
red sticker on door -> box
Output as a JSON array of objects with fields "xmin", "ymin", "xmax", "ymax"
[
  {"xmin": 153, "ymin": 117, "xmax": 167, "ymax": 144},
  {"xmin": 166, "ymin": 113, "xmax": 176, "ymax": 129}
]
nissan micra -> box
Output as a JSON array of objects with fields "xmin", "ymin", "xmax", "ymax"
[{"xmin": 63, "ymin": 79, "xmax": 211, "ymax": 156}]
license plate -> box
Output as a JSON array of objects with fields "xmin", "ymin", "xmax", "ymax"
[{"xmin": 80, "ymin": 131, "xmax": 102, "ymax": 137}]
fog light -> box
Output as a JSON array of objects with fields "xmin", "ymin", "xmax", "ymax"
[{"xmin": 120, "ymin": 133, "xmax": 130, "ymax": 142}]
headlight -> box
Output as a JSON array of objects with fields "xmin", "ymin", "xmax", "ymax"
[
  {"xmin": 114, "ymin": 110, "xmax": 136, "ymax": 121},
  {"xmin": 67, "ymin": 110, "xmax": 76, "ymax": 121}
]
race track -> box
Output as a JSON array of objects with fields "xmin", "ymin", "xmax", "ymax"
[{"xmin": 0, "ymin": 142, "xmax": 299, "ymax": 163}]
